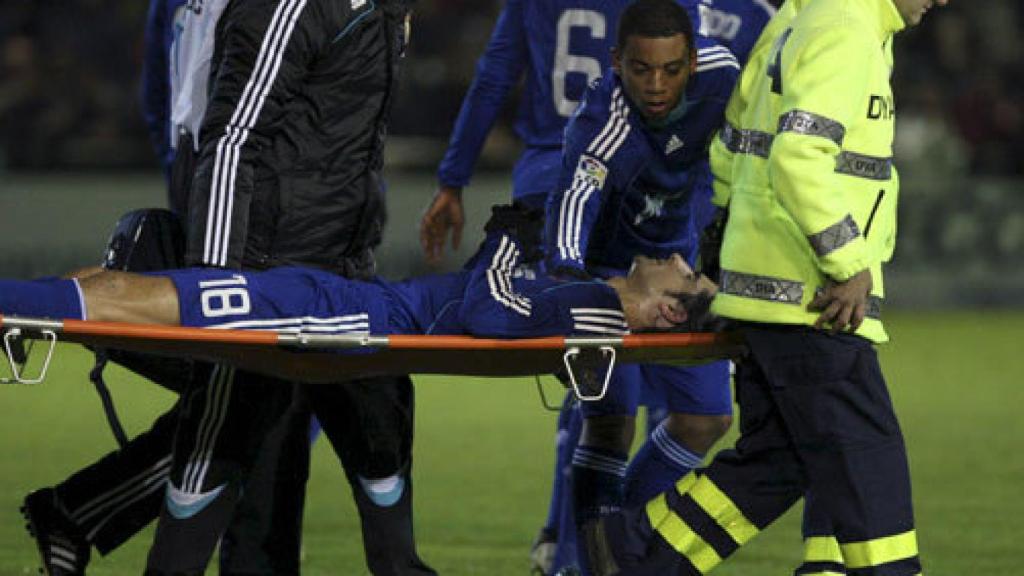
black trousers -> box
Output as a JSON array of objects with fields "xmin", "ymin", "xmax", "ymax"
[
  {"xmin": 609, "ymin": 326, "xmax": 921, "ymax": 576},
  {"xmin": 144, "ymin": 367, "xmax": 434, "ymax": 575},
  {"xmin": 52, "ymin": 385, "xmax": 309, "ymax": 574},
  {"xmin": 53, "ymin": 363, "xmax": 429, "ymax": 575}
]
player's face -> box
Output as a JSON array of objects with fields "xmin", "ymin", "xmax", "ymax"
[
  {"xmin": 892, "ymin": 0, "xmax": 948, "ymax": 26},
  {"xmin": 629, "ymin": 253, "xmax": 695, "ymax": 296},
  {"xmin": 613, "ymin": 34, "xmax": 695, "ymax": 122}
]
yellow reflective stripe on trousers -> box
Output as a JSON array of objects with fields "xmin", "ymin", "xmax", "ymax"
[
  {"xmin": 841, "ymin": 530, "xmax": 919, "ymax": 568},
  {"xmin": 804, "ymin": 536, "xmax": 843, "ymax": 563},
  {"xmin": 646, "ymin": 494, "xmax": 722, "ymax": 574},
  {"xmin": 688, "ymin": 476, "xmax": 760, "ymax": 545}
]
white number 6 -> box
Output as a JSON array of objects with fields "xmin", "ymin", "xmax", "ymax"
[{"xmin": 553, "ymin": 9, "xmax": 606, "ymax": 117}]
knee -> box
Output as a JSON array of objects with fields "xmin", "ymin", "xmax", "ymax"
[
  {"xmin": 580, "ymin": 415, "xmax": 635, "ymax": 454},
  {"xmin": 663, "ymin": 413, "xmax": 733, "ymax": 454}
]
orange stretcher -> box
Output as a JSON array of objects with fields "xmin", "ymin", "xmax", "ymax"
[{"xmin": 0, "ymin": 314, "xmax": 746, "ymax": 401}]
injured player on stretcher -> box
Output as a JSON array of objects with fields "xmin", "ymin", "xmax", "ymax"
[{"xmin": 0, "ymin": 205, "xmax": 720, "ymax": 342}]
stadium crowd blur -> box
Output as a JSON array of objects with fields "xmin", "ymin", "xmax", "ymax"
[
  {"xmin": 1, "ymin": 1, "xmax": 1020, "ymax": 176},
  {"xmin": 0, "ymin": 1, "xmax": 1021, "ymax": 300}
]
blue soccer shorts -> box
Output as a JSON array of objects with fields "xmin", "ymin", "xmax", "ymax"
[{"xmin": 579, "ymin": 360, "xmax": 732, "ymax": 418}]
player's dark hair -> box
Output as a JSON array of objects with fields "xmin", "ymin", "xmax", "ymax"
[{"xmin": 616, "ymin": 0, "xmax": 696, "ymax": 54}]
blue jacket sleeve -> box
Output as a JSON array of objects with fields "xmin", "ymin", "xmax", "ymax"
[
  {"xmin": 436, "ymin": 0, "xmax": 527, "ymax": 189},
  {"xmin": 141, "ymin": 0, "xmax": 173, "ymax": 180}
]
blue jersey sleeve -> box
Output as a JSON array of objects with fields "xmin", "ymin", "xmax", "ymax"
[
  {"xmin": 437, "ymin": 0, "xmax": 528, "ymax": 189},
  {"xmin": 544, "ymin": 76, "xmax": 639, "ymax": 274},
  {"xmin": 460, "ymin": 231, "xmax": 626, "ymax": 337},
  {"xmin": 695, "ymin": 0, "xmax": 776, "ymax": 64}
]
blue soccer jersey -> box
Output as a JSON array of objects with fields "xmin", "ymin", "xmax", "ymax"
[
  {"xmin": 545, "ymin": 37, "xmax": 740, "ymax": 275},
  {"xmin": 436, "ymin": 0, "xmax": 772, "ymax": 200},
  {"xmin": 688, "ymin": 0, "xmax": 776, "ymax": 64},
  {"xmin": 166, "ymin": 230, "xmax": 627, "ymax": 341}
]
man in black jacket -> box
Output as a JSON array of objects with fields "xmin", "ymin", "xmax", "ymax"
[{"xmin": 144, "ymin": 0, "xmax": 434, "ymax": 574}]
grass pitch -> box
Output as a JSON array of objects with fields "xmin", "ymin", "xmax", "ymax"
[{"xmin": 0, "ymin": 311, "xmax": 1021, "ymax": 575}]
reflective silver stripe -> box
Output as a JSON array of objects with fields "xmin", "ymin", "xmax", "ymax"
[
  {"xmin": 720, "ymin": 123, "xmax": 773, "ymax": 158},
  {"xmin": 835, "ymin": 151, "xmax": 893, "ymax": 180},
  {"xmin": 808, "ymin": 214, "xmax": 860, "ymax": 257},
  {"xmin": 720, "ymin": 270, "xmax": 804, "ymax": 304},
  {"xmin": 777, "ymin": 110, "xmax": 845, "ymax": 146},
  {"xmin": 866, "ymin": 296, "xmax": 882, "ymax": 319}
]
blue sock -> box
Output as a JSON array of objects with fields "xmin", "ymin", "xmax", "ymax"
[
  {"xmin": 551, "ymin": 403, "xmax": 584, "ymax": 573},
  {"xmin": 571, "ymin": 445, "xmax": 627, "ymax": 526},
  {"xmin": 309, "ymin": 415, "xmax": 322, "ymax": 443},
  {"xmin": 543, "ymin": 394, "xmax": 577, "ymax": 533},
  {"xmin": 0, "ymin": 278, "xmax": 84, "ymax": 320},
  {"xmin": 572, "ymin": 445, "xmax": 627, "ymax": 576},
  {"xmin": 623, "ymin": 422, "xmax": 704, "ymax": 507}
]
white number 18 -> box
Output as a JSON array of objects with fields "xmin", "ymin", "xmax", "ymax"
[{"xmin": 199, "ymin": 275, "xmax": 251, "ymax": 318}]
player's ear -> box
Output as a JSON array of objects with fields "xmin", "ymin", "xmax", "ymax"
[
  {"xmin": 659, "ymin": 300, "xmax": 688, "ymax": 325},
  {"xmin": 611, "ymin": 46, "xmax": 622, "ymax": 74}
]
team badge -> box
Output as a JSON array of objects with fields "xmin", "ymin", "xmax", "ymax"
[
  {"xmin": 665, "ymin": 134, "xmax": 685, "ymax": 154},
  {"xmin": 575, "ymin": 155, "xmax": 609, "ymax": 189}
]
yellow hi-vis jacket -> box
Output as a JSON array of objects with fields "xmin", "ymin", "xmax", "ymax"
[
  {"xmin": 709, "ymin": 0, "xmax": 811, "ymax": 208},
  {"xmin": 710, "ymin": 0, "xmax": 905, "ymax": 343}
]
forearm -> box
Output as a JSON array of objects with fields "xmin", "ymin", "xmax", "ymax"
[{"xmin": 79, "ymin": 272, "xmax": 181, "ymax": 325}]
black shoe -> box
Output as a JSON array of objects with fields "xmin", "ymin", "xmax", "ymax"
[
  {"xmin": 530, "ymin": 527, "xmax": 558, "ymax": 575},
  {"xmin": 21, "ymin": 488, "xmax": 90, "ymax": 575}
]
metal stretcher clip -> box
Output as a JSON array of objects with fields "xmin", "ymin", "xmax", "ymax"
[
  {"xmin": 562, "ymin": 345, "xmax": 617, "ymax": 402},
  {"xmin": 1, "ymin": 328, "xmax": 57, "ymax": 385}
]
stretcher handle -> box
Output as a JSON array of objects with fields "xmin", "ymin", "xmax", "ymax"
[
  {"xmin": 563, "ymin": 345, "xmax": 616, "ymax": 402},
  {"xmin": 1, "ymin": 328, "xmax": 56, "ymax": 385}
]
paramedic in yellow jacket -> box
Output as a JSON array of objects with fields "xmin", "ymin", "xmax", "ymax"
[{"xmin": 589, "ymin": 1, "xmax": 951, "ymax": 575}]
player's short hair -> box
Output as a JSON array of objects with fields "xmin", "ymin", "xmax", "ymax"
[{"xmin": 616, "ymin": 0, "xmax": 696, "ymax": 54}]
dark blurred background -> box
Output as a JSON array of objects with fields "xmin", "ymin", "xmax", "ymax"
[{"xmin": 0, "ymin": 1, "xmax": 1021, "ymax": 305}]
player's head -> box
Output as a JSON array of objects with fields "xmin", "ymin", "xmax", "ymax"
[
  {"xmin": 618, "ymin": 253, "xmax": 716, "ymax": 330},
  {"xmin": 892, "ymin": 0, "xmax": 949, "ymax": 27},
  {"xmin": 613, "ymin": 0, "xmax": 697, "ymax": 122}
]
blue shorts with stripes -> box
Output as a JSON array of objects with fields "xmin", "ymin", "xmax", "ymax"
[{"xmin": 159, "ymin": 267, "xmax": 391, "ymax": 336}]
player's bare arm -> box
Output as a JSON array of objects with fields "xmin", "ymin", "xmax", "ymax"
[{"xmin": 77, "ymin": 271, "xmax": 180, "ymax": 326}]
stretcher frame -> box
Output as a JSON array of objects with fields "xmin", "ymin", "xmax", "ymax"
[{"xmin": 0, "ymin": 314, "xmax": 746, "ymax": 400}]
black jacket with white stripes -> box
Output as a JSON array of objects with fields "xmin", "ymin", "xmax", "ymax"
[{"xmin": 185, "ymin": 0, "xmax": 412, "ymax": 276}]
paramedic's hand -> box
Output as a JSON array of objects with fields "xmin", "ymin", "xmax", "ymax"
[
  {"xmin": 809, "ymin": 269, "xmax": 873, "ymax": 334},
  {"xmin": 420, "ymin": 185, "xmax": 465, "ymax": 266}
]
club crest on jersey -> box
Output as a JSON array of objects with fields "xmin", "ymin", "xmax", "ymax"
[
  {"xmin": 575, "ymin": 155, "xmax": 609, "ymax": 189},
  {"xmin": 665, "ymin": 134, "xmax": 685, "ymax": 155}
]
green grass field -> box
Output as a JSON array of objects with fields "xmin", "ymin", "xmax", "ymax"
[{"xmin": 1, "ymin": 311, "xmax": 1021, "ymax": 575}]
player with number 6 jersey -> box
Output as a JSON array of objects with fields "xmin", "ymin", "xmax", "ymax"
[{"xmin": 422, "ymin": 0, "xmax": 776, "ymax": 263}]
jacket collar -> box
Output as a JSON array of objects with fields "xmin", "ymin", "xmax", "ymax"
[{"xmin": 872, "ymin": 0, "xmax": 907, "ymax": 40}]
